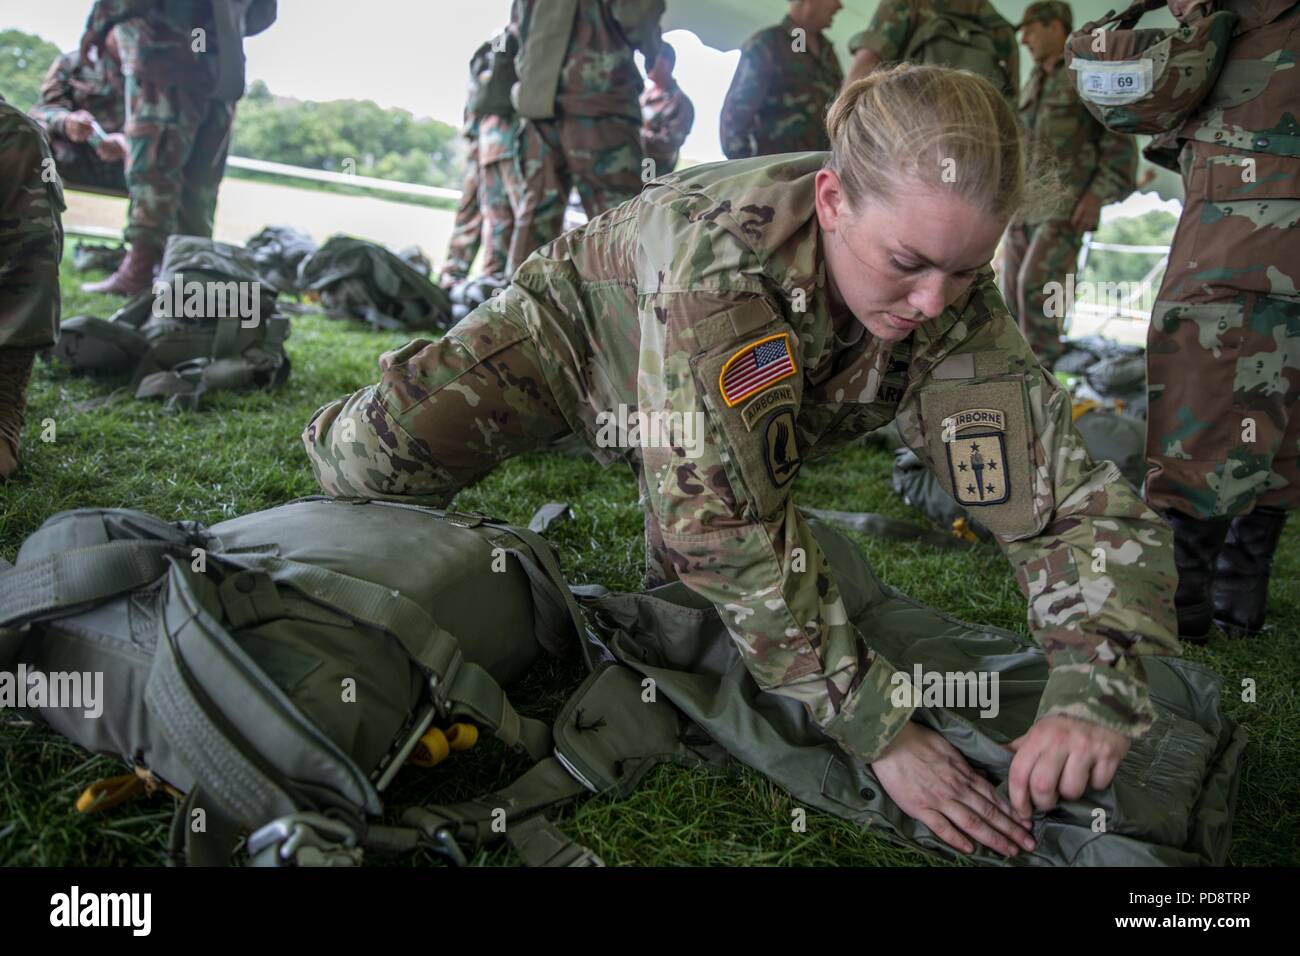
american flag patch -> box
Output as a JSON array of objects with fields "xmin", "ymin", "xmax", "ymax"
[{"xmin": 719, "ymin": 333, "xmax": 797, "ymax": 407}]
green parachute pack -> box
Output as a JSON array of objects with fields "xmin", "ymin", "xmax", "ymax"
[
  {"xmin": 50, "ymin": 235, "xmax": 291, "ymax": 411},
  {"xmin": 899, "ymin": 2, "xmax": 1018, "ymax": 103},
  {"xmin": 297, "ymin": 236, "xmax": 454, "ymax": 333},
  {"xmin": 0, "ymin": 501, "xmax": 1245, "ymax": 866}
]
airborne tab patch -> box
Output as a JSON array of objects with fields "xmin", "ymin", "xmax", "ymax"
[
  {"xmin": 944, "ymin": 408, "xmax": 1009, "ymax": 506},
  {"xmin": 719, "ymin": 333, "xmax": 797, "ymax": 407}
]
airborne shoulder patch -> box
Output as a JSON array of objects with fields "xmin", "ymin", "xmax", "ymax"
[
  {"xmin": 719, "ymin": 332, "xmax": 797, "ymax": 407},
  {"xmin": 918, "ymin": 377, "xmax": 1041, "ymax": 537},
  {"xmin": 943, "ymin": 408, "xmax": 1009, "ymax": 506},
  {"xmin": 764, "ymin": 408, "xmax": 802, "ymax": 488}
]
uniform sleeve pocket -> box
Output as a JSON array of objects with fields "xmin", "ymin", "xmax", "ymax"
[
  {"xmin": 689, "ymin": 313, "xmax": 804, "ymax": 522},
  {"xmin": 916, "ymin": 375, "xmax": 1047, "ymax": 538}
]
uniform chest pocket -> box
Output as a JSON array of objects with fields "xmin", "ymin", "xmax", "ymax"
[{"xmin": 915, "ymin": 374, "xmax": 1047, "ymax": 539}]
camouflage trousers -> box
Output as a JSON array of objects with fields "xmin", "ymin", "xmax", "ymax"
[
  {"xmin": 439, "ymin": 138, "xmax": 482, "ymax": 286},
  {"xmin": 0, "ymin": 107, "xmax": 64, "ymax": 350},
  {"xmin": 477, "ymin": 157, "xmax": 515, "ymax": 280},
  {"xmin": 123, "ymin": 75, "xmax": 235, "ymax": 252},
  {"xmin": 50, "ymin": 138, "xmax": 126, "ymax": 196},
  {"xmin": 506, "ymin": 115, "xmax": 644, "ymax": 273},
  {"xmin": 999, "ymin": 218, "xmax": 1084, "ymax": 367},
  {"xmin": 1144, "ymin": 146, "xmax": 1300, "ymax": 520}
]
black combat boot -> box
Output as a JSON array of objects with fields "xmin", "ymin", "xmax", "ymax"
[
  {"xmin": 0, "ymin": 346, "xmax": 37, "ymax": 479},
  {"xmin": 1165, "ymin": 510, "xmax": 1233, "ymax": 644},
  {"xmin": 1212, "ymin": 506, "xmax": 1290, "ymax": 638}
]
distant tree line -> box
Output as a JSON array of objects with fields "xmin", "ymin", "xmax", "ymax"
[
  {"xmin": 233, "ymin": 80, "xmax": 464, "ymax": 188},
  {"xmin": 0, "ymin": 31, "xmax": 465, "ymax": 189}
]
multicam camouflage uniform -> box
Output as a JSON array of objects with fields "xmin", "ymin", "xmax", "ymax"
[
  {"xmin": 0, "ymin": 97, "xmax": 65, "ymax": 470},
  {"xmin": 0, "ymin": 98, "xmax": 65, "ymax": 351},
  {"xmin": 83, "ymin": 0, "xmax": 275, "ymax": 255},
  {"xmin": 640, "ymin": 78, "xmax": 695, "ymax": 174},
  {"xmin": 29, "ymin": 47, "xmax": 128, "ymax": 194},
  {"xmin": 1000, "ymin": 45, "xmax": 1138, "ymax": 366},
  {"xmin": 440, "ymin": 115, "xmax": 484, "ymax": 287},
  {"xmin": 505, "ymin": 0, "xmax": 662, "ymax": 273},
  {"xmin": 1144, "ymin": 0, "xmax": 1300, "ymax": 521},
  {"xmin": 303, "ymin": 153, "xmax": 1179, "ymax": 764},
  {"xmin": 848, "ymin": 0, "xmax": 1020, "ymax": 106},
  {"xmin": 720, "ymin": 15, "xmax": 842, "ymax": 159}
]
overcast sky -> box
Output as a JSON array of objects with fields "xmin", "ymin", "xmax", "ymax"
[{"xmin": 11, "ymin": 0, "xmax": 739, "ymax": 162}]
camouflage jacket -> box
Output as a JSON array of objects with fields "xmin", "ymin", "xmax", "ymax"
[
  {"xmin": 479, "ymin": 114, "xmax": 522, "ymax": 165},
  {"xmin": 85, "ymin": 0, "xmax": 276, "ymax": 95},
  {"xmin": 29, "ymin": 49, "xmax": 126, "ymax": 139},
  {"xmin": 848, "ymin": 0, "xmax": 1019, "ymax": 103},
  {"xmin": 1175, "ymin": 0, "xmax": 1299, "ymax": 168},
  {"xmin": 0, "ymin": 98, "xmax": 66, "ymax": 350},
  {"xmin": 640, "ymin": 79, "xmax": 695, "ymax": 170},
  {"xmin": 1019, "ymin": 53, "xmax": 1138, "ymax": 224},
  {"xmin": 720, "ymin": 16, "xmax": 843, "ymax": 159},
  {"xmin": 510, "ymin": 0, "xmax": 663, "ymax": 121},
  {"xmin": 509, "ymin": 154, "xmax": 1178, "ymax": 762}
]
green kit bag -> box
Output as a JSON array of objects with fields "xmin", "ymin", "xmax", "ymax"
[
  {"xmin": 0, "ymin": 497, "xmax": 589, "ymax": 866},
  {"xmin": 49, "ymin": 235, "xmax": 291, "ymax": 410}
]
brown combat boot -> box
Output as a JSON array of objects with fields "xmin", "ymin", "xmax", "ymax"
[
  {"xmin": 81, "ymin": 241, "xmax": 163, "ymax": 297},
  {"xmin": 0, "ymin": 346, "xmax": 37, "ymax": 480}
]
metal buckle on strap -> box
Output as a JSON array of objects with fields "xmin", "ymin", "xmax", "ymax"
[
  {"xmin": 443, "ymin": 510, "xmax": 488, "ymax": 528},
  {"xmin": 429, "ymin": 827, "xmax": 469, "ymax": 866},
  {"xmin": 247, "ymin": 813, "xmax": 363, "ymax": 867}
]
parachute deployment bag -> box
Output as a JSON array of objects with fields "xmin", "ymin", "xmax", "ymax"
[{"xmin": 0, "ymin": 497, "xmax": 590, "ymax": 866}]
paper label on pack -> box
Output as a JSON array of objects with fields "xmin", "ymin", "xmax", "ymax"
[{"xmin": 1070, "ymin": 59, "xmax": 1153, "ymax": 105}]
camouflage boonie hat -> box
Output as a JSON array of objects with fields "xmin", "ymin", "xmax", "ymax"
[
  {"xmin": 1017, "ymin": 1, "xmax": 1073, "ymax": 31},
  {"xmin": 1064, "ymin": 0, "xmax": 1238, "ymax": 135}
]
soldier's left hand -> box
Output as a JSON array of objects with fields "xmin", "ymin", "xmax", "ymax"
[
  {"xmin": 1070, "ymin": 192, "xmax": 1103, "ymax": 232},
  {"xmin": 1006, "ymin": 715, "xmax": 1131, "ymax": 816},
  {"xmin": 79, "ymin": 29, "xmax": 102, "ymax": 65},
  {"xmin": 96, "ymin": 132, "xmax": 129, "ymax": 163}
]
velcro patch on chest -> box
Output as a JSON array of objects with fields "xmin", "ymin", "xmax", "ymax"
[
  {"xmin": 718, "ymin": 333, "xmax": 797, "ymax": 407},
  {"xmin": 920, "ymin": 377, "xmax": 1041, "ymax": 537}
]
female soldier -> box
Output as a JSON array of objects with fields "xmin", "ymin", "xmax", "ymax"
[{"xmin": 303, "ymin": 65, "xmax": 1180, "ymax": 859}]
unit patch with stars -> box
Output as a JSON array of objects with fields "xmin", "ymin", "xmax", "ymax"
[{"xmin": 945, "ymin": 408, "xmax": 1009, "ymax": 506}]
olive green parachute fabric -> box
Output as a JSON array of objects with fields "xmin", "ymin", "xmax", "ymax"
[{"xmin": 565, "ymin": 516, "xmax": 1246, "ymax": 866}]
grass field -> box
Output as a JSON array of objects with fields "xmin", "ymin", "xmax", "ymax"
[{"xmin": 1, "ymin": 258, "xmax": 1296, "ymax": 867}]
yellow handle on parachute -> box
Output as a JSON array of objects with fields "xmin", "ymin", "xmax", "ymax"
[{"xmin": 408, "ymin": 722, "xmax": 479, "ymax": 768}]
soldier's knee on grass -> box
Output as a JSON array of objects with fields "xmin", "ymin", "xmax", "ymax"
[{"xmin": 301, "ymin": 388, "xmax": 451, "ymax": 505}]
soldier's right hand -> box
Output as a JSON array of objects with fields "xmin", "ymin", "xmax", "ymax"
[
  {"xmin": 79, "ymin": 29, "xmax": 101, "ymax": 65},
  {"xmin": 1167, "ymin": 0, "xmax": 1216, "ymax": 23},
  {"xmin": 871, "ymin": 722, "xmax": 1037, "ymax": 858},
  {"xmin": 64, "ymin": 111, "xmax": 96, "ymax": 143}
]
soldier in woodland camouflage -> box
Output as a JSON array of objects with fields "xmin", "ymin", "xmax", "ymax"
[
  {"xmin": 477, "ymin": 114, "xmax": 520, "ymax": 282},
  {"xmin": 720, "ymin": 0, "xmax": 844, "ymax": 159},
  {"xmin": 0, "ymin": 97, "xmax": 65, "ymax": 479},
  {"xmin": 1140, "ymin": 0, "xmax": 1300, "ymax": 642},
  {"xmin": 29, "ymin": 31, "xmax": 129, "ymax": 195},
  {"xmin": 999, "ymin": 1, "xmax": 1138, "ymax": 366},
  {"xmin": 439, "ymin": 111, "xmax": 485, "ymax": 289},
  {"xmin": 504, "ymin": 0, "xmax": 663, "ymax": 274},
  {"xmin": 304, "ymin": 67, "xmax": 1182, "ymax": 859},
  {"xmin": 79, "ymin": 0, "xmax": 277, "ymax": 297},
  {"xmin": 844, "ymin": 0, "xmax": 1020, "ymax": 107},
  {"xmin": 440, "ymin": 37, "xmax": 518, "ymax": 288},
  {"xmin": 640, "ymin": 42, "xmax": 694, "ymax": 175}
]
